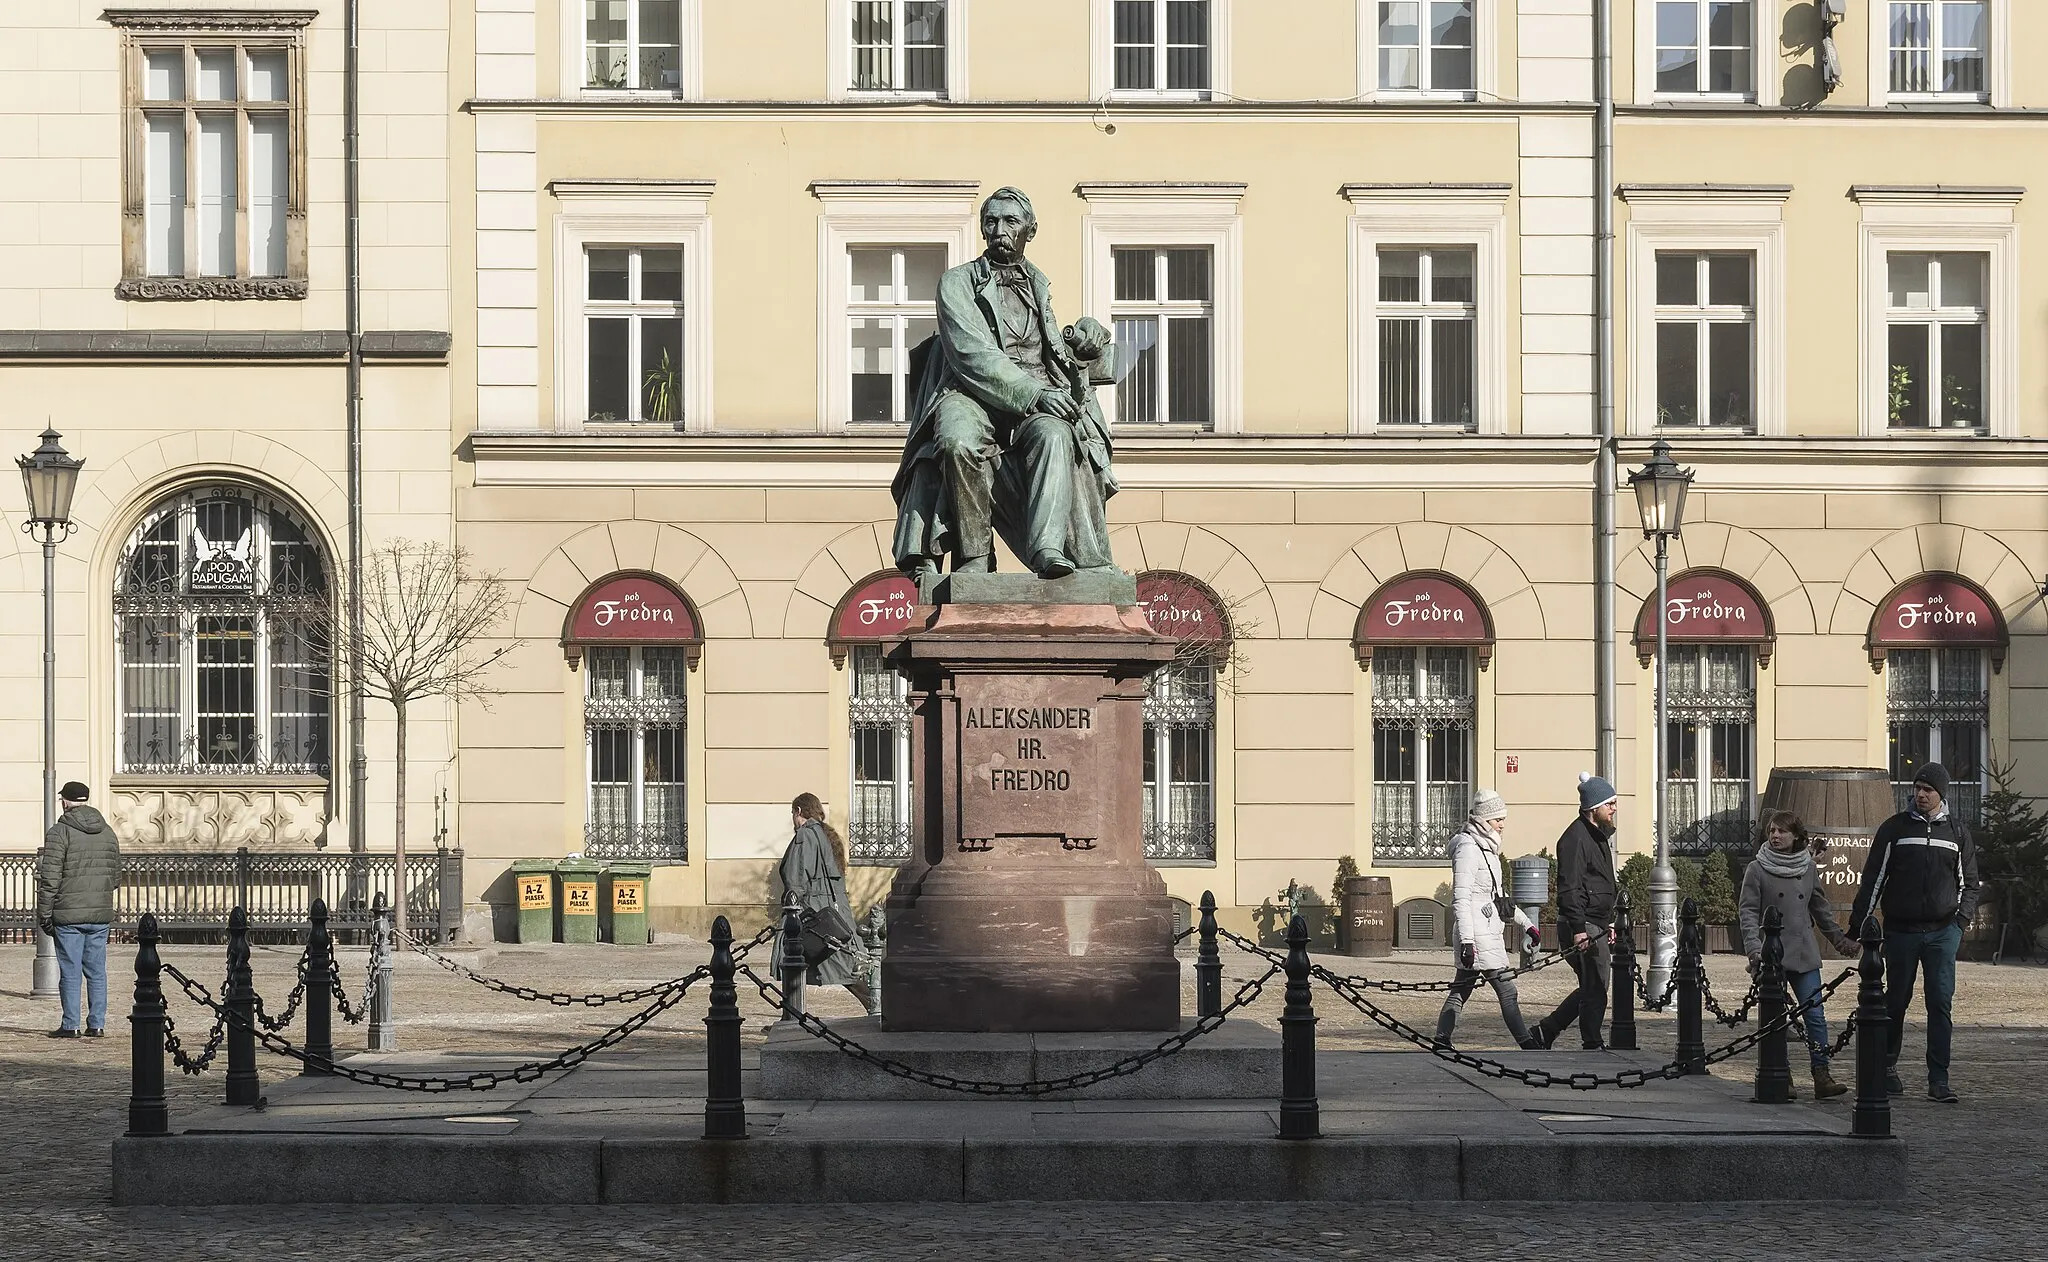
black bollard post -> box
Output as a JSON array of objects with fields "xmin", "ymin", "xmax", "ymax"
[
  {"xmin": 224, "ymin": 906, "xmax": 260, "ymax": 1106},
  {"xmin": 1752, "ymin": 906, "xmax": 1792, "ymax": 1103},
  {"xmin": 1851, "ymin": 916, "xmax": 1891, "ymax": 1139},
  {"xmin": 302, "ymin": 897, "xmax": 335, "ymax": 1075},
  {"xmin": 1675, "ymin": 897, "xmax": 1706, "ymax": 1075},
  {"xmin": 1609, "ymin": 888, "xmax": 1638, "ymax": 1052},
  {"xmin": 777, "ymin": 896, "xmax": 807, "ymax": 1026},
  {"xmin": 1278, "ymin": 912, "xmax": 1320, "ymax": 1140},
  {"xmin": 126, "ymin": 912, "xmax": 169, "ymax": 1138},
  {"xmin": 703, "ymin": 915, "xmax": 747, "ymax": 1139},
  {"xmin": 1196, "ymin": 890, "xmax": 1223, "ymax": 1020}
]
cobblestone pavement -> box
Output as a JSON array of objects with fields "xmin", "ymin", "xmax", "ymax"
[{"xmin": 0, "ymin": 937, "xmax": 2042, "ymax": 1260}]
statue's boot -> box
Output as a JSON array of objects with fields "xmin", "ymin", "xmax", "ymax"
[{"xmin": 1032, "ymin": 551, "xmax": 1075, "ymax": 578}]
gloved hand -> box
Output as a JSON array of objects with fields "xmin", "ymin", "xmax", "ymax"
[
  {"xmin": 1525, "ymin": 924, "xmax": 1542, "ymax": 953},
  {"xmin": 1458, "ymin": 942, "xmax": 1476, "ymax": 971}
]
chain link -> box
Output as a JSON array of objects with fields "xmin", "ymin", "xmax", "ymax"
[
  {"xmin": 392, "ymin": 924, "xmax": 778, "ymax": 1007},
  {"xmin": 330, "ymin": 954, "xmax": 373, "ymax": 1025},
  {"xmin": 1701, "ymin": 971, "xmax": 1761, "ymax": 1027},
  {"xmin": 251, "ymin": 952, "xmax": 313, "ymax": 1033},
  {"xmin": 735, "ymin": 961, "xmax": 1281, "ymax": 1097}
]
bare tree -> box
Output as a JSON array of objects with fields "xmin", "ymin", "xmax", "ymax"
[{"xmin": 332, "ymin": 541, "xmax": 512, "ymax": 935}]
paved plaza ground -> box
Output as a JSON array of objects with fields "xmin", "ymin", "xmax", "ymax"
[{"xmin": 1, "ymin": 935, "xmax": 2043, "ymax": 1259}]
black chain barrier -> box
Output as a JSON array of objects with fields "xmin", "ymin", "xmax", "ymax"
[
  {"xmin": 1637, "ymin": 970, "xmax": 1677, "ymax": 1012},
  {"xmin": 160, "ymin": 959, "xmax": 711, "ymax": 1092},
  {"xmin": 1701, "ymin": 971, "xmax": 1762, "ymax": 1027},
  {"xmin": 734, "ymin": 961, "xmax": 1283, "ymax": 1097},
  {"xmin": 1217, "ymin": 927, "xmax": 1582, "ymax": 992},
  {"xmin": 252, "ymin": 953, "xmax": 313, "ymax": 1034},
  {"xmin": 392, "ymin": 924, "xmax": 778, "ymax": 1007},
  {"xmin": 331, "ymin": 955, "xmax": 373, "ymax": 1025}
]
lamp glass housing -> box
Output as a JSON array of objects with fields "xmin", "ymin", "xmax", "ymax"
[{"xmin": 17, "ymin": 429, "xmax": 83, "ymax": 529}]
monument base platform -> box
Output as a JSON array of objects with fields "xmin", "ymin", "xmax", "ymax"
[{"xmin": 756, "ymin": 1016, "xmax": 1274, "ymax": 1099}]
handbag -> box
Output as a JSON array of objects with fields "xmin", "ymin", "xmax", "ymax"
[{"xmin": 799, "ymin": 903, "xmax": 858, "ymax": 965}]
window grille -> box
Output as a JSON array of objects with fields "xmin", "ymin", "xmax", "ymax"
[
  {"xmin": 1887, "ymin": 647, "xmax": 1987, "ymax": 825},
  {"xmin": 1658, "ymin": 645, "xmax": 1755, "ymax": 853},
  {"xmin": 585, "ymin": 646, "xmax": 689, "ymax": 860},
  {"xmin": 1371, "ymin": 646, "xmax": 1474, "ymax": 862},
  {"xmin": 848, "ymin": 645, "xmax": 914, "ymax": 863},
  {"xmin": 1143, "ymin": 660, "xmax": 1216, "ymax": 861}
]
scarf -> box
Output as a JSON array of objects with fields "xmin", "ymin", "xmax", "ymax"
[
  {"xmin": 1464, "ymin": 816, "xmax": 1503, "ymax": 857},
  {"xmin": 1753, "ymin": 842, "xmax": 1811, "ymax": 880}
]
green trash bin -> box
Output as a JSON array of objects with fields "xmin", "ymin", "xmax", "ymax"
[
  {"xmin": 555, "ymin": 858, "xmax": 601, "ymax": 945},
  {"xmin": 512, "ymin": 859, "xmax": 556, "ymax": 945},
  {"xmin": 603, "ymin": 863, "xmax": 652, "ymax": 945}
]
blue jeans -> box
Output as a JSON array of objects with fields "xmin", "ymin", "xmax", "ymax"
[
  {"xmin": 1884, "ymin": 922, "xmax": 1961, "ymax": 1082},
  {"xmin": 52, "ymin": 923, "xmax": 110, "ymax": 1032},
  {"xmin": 1787, "ymin": 967, "xmax": 1833, "ymax": 1071}
]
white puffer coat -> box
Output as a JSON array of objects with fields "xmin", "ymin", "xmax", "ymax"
[{"xmin": 1450, "ymin": 823, "xmax": 1534, "ymax": 972}]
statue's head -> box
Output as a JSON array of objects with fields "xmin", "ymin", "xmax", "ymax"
[{"xmin": 979, "ymin": 187, "xmax": 1036, "ymax": 264}]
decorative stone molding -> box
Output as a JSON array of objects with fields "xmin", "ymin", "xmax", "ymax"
[
  {"xmin": 110, "ymin": 779, "xmax": 332, "ymax": 850},
  {"xmin": 101, "ymin": 9, "xmax": 318, "ymax": 31},
  {"xmin": 115, "ymin": 276, "xmax": 310, "ymax": 302}
]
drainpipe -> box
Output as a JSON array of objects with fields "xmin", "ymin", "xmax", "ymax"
[
  {"xmin": 345, "ymin": 0, "xmax": 368, "ymax": 864},
  {"xmin": 1592, "ymin": 0, "xmax": 1618, "ymax": 783}
]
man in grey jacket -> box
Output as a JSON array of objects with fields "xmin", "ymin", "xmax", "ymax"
[{"xmin": 36, "ymin": 781, "xmax": 120, "ymax": 1038}]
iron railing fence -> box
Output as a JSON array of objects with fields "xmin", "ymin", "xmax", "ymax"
[{"xmin": 0, "ymin": 847, "xmax": 462, "ymax": 943}]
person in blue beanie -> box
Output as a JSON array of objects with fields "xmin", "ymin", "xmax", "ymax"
[{"xmin": 1528, "ymin": 772, "xmax": 1620, "ymax": 1050}]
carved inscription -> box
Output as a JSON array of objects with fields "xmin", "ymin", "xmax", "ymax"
[{"xmin": 967, "ymin": 706, "xmax": 1092, "ymax": 794}]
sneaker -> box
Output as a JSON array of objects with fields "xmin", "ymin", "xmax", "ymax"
[
  {"xmin": 46, "ymin": 1029, "xmax": 77, "ymax": 1039},
  {"xmin": 1885, "ymin": 1069, "xmax": 1906, "ymax": 1097},
  {"xmin": 1928, "ymin": 1080, "xmax": 1959, "ymax": 1104},
  {"xmin": 84, "ymin": 1028, "xmax": 105, "ymax": 1038}
]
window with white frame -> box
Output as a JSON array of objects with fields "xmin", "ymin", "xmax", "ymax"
[
  {"xmin": 586, "ymin": 0, "xmax": 681, "ymax": 90},
  {"xmin": 1376, "ymin": 1, "xmax": 1474, "ymax": 94},
  {"xmin": 1377, "ymin": 247, "xmax": 1475, "ymax": 429},
  {"xmin": 850, "ymin": 0, "xmax": 948, "ymax": 94},
  {"xmin": 1112, "ymin": 246, "xmax": 1213, "ymax": 427},
  {"xmin": 1143, "ymin": 661, "xmax": 1216, "ymax": 862},
  {"xmin": 1371, "ymin": 647, "xmax": 1474, "ymax": 863},
  {"xmin": 1655, "ymin": 251, "xmax": 1753, "ymax": 429},
  {"xmin": 1654, "ymin": 0, "xmax": 1753, "ymax": 94},
  {"xmin": 585, "ymin": 645, "xmax": 688, "ymax": 860},
  {"xmin": 1888, "ymin": 647, "xmax": 1987, "ymax": 825},
  {"xmin": 848, "ymin": 645, "xmax": 914, "ymax": 864},
  {"xmin": 849, "ymin": 245, "xmax": 945, "ymax": 424},
  {"xmin": 112, "ymin": 16, "xmax": 309, "ymax": 300},
  {"xmin": 1885, "ymin": 251, "xmax": 1985, "ymax": 430},
  {"xmin": 1887, "ymin": 0, "xmax": 1988, "ymax": 97},
  {"xmin": 1113, "ymin": 0, "xmax": 1210, "ymax": 93},
  {"xmin": 1659, "ymin": 645, "xmax": 1755, "ymax": 854},
  {"xmin": 585, "ymin": 246, "xmax": 685, "ymax": 426},
  {"xmin": 116, "ymin": 485, "xmax": 329, "ymax": 775}
]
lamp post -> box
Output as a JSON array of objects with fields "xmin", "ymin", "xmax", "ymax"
[
  {"xmin": 18, "ymin": 428, "xmax": 84, "ymax": 1001},
  {"xmin": 1628, "ymin": 437, "xmax": 1693, "ymax": 1001}
]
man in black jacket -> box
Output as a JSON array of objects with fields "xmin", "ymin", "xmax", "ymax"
[
  {"xmin": 1529, "ymin": 773, "xmax": 1620, "ymax": 1050},
  {"xmin": 1850, "ymin": 762, "xmax": 1980, "ymax": 1104}
]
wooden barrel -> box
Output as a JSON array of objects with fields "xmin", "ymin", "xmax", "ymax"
[
  {"xmin": 1343, "ymin": 876, "xmax": 1394, "ymax": 957},
  {"xmin": 1757, "ymin": 767, "xmax": 1896, "ymax": 929}
]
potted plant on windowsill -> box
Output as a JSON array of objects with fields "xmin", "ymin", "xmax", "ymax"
[{"xmin": 644, "ymin": 348, "xmax": 680, "ymax": 429}]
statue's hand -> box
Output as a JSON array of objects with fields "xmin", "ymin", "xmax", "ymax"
[{"xmin": 1035, "ymin": 386, "xmax": 1081, "ymax": 421}]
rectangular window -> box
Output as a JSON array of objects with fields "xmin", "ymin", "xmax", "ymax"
[
  {"xmin": 848, "ymin": 645, "xmax": 914, "ymax": 864},
  {"xmin": 1887, "ymin": 647, "xmax": 1987, "ymax": 825},
  {"xmin": 1377, "ymin": 247, "xmax": 1476, "ymax": 428},
  {"xmin": 1143, "ymin": 661, "xmax": 1216, "ymax": 862},
  {"xmin": 847, "ymin": 244, "xmax": 944, "ymax": 424},
  {"xmin": 1371, "ymin": 646, "xmax": 1475, "ymax": 863},
  {"xmin": 1888, "ymin": 1, "xmax": 1988, "ymax": 97},
  {"xmin": 1885, "ymin": 251, "xmax": 1986, "ymax": 430},
  {"xmin": 1112, "ymin": 246, "xmax": 1213, "ymax": 427},
  {"xmin": 125, "ymin": 35, "xmax": 302, "ymax": 292},
  {"xmin": 1654, "ymin": 0, "xmax": 1753, "ymax": 95},
  {"xmin": 586, "ymin": 0, "xmax": 681, "ymax": 90},
  {"xmin": 851, "ymin": 0, "xmax": 948, "ymax": 94},
  {"xmin": 1658, "ymin": 645, "xmax": 1755, "ymax": 853},
  {"xmin": 1113, "ymin": 0, "xmax": 1210, "ymax": 93},
  {"xmin": 585, "ymin": 646, "xmax": 689, "ymax": 860},
  {"xmin": 1378, "ymin": 1, "xmax": 1474, "ymax": 93},
  {"xmin": 585, "ymin": 246, "xmax": 685, "ymax": 426},
  {"xmin": 1654, "ymin": 251, "xmax": 1753, "ymax": 429}
]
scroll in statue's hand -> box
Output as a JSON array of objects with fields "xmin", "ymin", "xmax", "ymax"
[{"xmin": 1062, "ymin": 316, "xmax": 1114, "ymax": 361}]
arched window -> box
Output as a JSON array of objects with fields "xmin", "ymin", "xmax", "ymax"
[
  {"xmin": 1868, "ymin": 574, "xmax": 2007, "ymax": 825},
  {"xmin": 115, "ymin": 484, "xmax": 331, "ymax": 774},
  {"xmin": 828, "ymin": 572, "xmax": 919, "ymax": 865},
  {"xmin": 1138, "ymin": 572, "xmax": 1227, "ymax": 863}
]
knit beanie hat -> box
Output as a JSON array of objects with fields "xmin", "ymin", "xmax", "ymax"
[
  {"xmin": 1577, "ymin": 772, "xmax": 1618, "ymax": 813},
  {"xmin": 1469, "ymin": 788, "xmax": 1508, "ymax": 822},
  {"xmin": 1913, "ymin": 762, "xmax": 1951, "ymax": 801}
]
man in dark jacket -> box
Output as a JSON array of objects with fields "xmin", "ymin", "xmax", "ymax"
[
  {"xmin": 1850, "ymin": 762, "xmax": 1979, "ymax": 1103},
  {"xmin": 1529, "ymin": 773, "xmax": 1620, "ymax": 1050},
  {"xmin": 36, "ymin": 781, "xmax": 120, "ymax": 1038}
]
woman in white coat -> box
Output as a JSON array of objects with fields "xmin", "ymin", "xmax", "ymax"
[{"xmin": 1433, "ymin": 789, "xmax": 1542, "ymax": 1049}]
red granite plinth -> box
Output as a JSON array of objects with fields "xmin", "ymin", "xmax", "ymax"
[{"xmin": 881, "ymin": 601, "xmax": 1182, "ymax": 1032}]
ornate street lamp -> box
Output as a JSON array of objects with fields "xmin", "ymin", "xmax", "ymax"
[
  {"xmin": 1628, "ymin": 437, "xmax": 1694, "ymax": 1001},
  {"xmin": 18, "ymin": 428, "xmax": 84, "ymax": 1001}
]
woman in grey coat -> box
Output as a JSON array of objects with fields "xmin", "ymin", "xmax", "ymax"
[
  {"xmin": 1739, "ymin": 810, "xmax": 1859, "ymax": 1099},
  {"xmin": 779, "ymin": 793, "xmax": 869, "ymax": 1005}
]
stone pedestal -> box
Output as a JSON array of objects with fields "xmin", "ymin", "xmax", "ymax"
[{"xmin": 881, "ymin": 573, "xmax": 1180, "ymax": 1032}]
